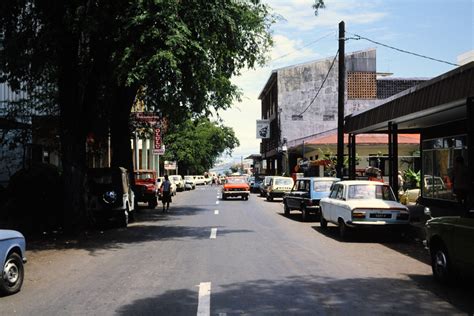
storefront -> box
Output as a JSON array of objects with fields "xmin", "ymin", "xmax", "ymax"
[{"xmin": 345, "ymin": 62, "xmax": 474, "ymax": 216}]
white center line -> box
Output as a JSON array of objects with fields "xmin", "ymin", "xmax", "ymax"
[
  {"xmin": 197, "ymin": 282, "xmax": 211, "ymax": 316},
  {"xmin": 210, "ymin": 228, "xmax": 217, "ymax": 239},
  {"xmin": 216, "ymin": 201, "xmax": 219, "ymax": 205},
  {"xmin": 214, "ymin": 210, "xmax": 219, "ymax": 215}
]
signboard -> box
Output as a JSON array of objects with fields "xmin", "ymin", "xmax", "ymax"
[
  {"xmin": 256, "ymin": 120, "xmax": 270, "ymax": 139},
  {"xmin": 164, "ymin": 160, "xmax": 176, "ymax": 170},
  {"xmin": 153, "ymin": 127, "xmax": 165, "ymax": 155}
]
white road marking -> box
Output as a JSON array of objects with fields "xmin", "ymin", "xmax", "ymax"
[
  {"xmin": 214, "ymin": 210, "xmax": 219, "ymax": 215},
  {"xmin": 197, "ymin": 282, "xmax": 211, "ymax": 316},
  {"xmin": 216, "ymin": 201, "xmax": 219, "ymax": 205},
  {"xmin": 210, "ymin": 228, "xmax": 217, "ymax": 239}
]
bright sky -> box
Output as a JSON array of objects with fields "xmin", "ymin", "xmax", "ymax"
[{"xmin": 216, "ymin": 0, "xmax": 473, "ymax": 165}]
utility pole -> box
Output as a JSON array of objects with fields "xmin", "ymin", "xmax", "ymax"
[{"xmin": 337, "ymin": 21, "xmax": 345, "ymax": 179}]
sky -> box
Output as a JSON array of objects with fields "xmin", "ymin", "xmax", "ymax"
[{"xmin": 214, "ymin": 0, "xmax": 473, "ymax": 167}]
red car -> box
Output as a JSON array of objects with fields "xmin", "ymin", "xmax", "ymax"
[
  {"xmin": 222, "ymin": 177, "xmax": 250, "ymax": 201},
  {"xmin": 133, "ymin": 170, "xmax": 159, "ymax": 208}
]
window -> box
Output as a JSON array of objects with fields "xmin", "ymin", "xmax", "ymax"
[
  {"xmin": 347, "ymin": 184, "xmax": 396, "ymax": 201},
  {"xmin": 422, "ymin": 135, "xmax": 467, "ymax": 201},
  {"xmin": 313, "ymin": 181, "xmax": 334, "ymax": 192},
  {"xmin": 330, "ymin": 184, "xmax": 341, "ymax": 199}
]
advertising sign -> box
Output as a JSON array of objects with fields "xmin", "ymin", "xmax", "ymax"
[
  {"xmin": 153, "ymin": 127, "xmax": 162, "ymax": 154},
  {"xmin": 164, "ymin": 160, "xmax": 176, "ymax": 170},
  {"xmin": 256, "ymin": 120, "xmax": 270, "ymax": 139}
]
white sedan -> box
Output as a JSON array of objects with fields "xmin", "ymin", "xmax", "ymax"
[
  {"xmin": 0, "ymin": 230, "xmax": 26, "ymax": 295},
  {"xmin": 319, "ymin": 180, "xmax": 409, "ymax": 239}
]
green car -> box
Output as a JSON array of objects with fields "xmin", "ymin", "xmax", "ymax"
[{"xmin": 424, "ymin": 208, "xmax": 474, "ymax": 283}]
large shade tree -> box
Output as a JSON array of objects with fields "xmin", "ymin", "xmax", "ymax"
[{"xmin": 0, "ymin": 0, "xmax": 274, "ymax": 230}]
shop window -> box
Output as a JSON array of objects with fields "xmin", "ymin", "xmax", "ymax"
[{"xmin": 422, "ymin": 135, "xmax": 467, "ymax": 201}]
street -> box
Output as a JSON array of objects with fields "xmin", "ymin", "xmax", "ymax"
[{"xmin": 2, "ymin": 185, "xmax": 473, "ymax": 315}]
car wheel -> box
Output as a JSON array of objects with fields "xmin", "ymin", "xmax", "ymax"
[
  {"xmin": 244, "ymin": 195, "xmax": 249, "ymax": 201},
  {"xmin": 320, "ymin": 211, "xmax": 328, "ymax": 229},
  {"xmin": 431, "ymin": 243, "xmax": 452, "ymax": 283},
  {"xmin": 301, "ymin": 205, "xmax": 309, "ymax": 222},
  {"xmin": 338, "ymin": 218, "xmax": 349, "ymax": 240},
  {"xmin": 0, "ymin": 252, "xmax": 24, "ymax": 295},
  {"xmin": 222, "ymin": 195, "xmax": 227, "ymax": 200},
  {"xmin": 148, "ymin": 198, "xmax": 158, "ymax": 209},
  {"xmin": 266, "ymin": 195, "xmax": 273, "ymax": 202},
  {"xmin": 284, "ymin": 201, "xmax": 290, "ymax": 216}
]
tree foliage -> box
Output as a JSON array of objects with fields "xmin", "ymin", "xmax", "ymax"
[
  {"xmin": 163, "ymin": 118, "xmax": 239, "ymax": 175},
  {"xmin": 0, "ymin": 0, "xmax": 273, "ymax": 229}
]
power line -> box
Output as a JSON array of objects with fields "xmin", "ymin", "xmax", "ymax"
[
  {"xmin": 346, "ymin": 32, "xmax": 459, "ymax": 67},
  {"xmin": 270, "ymin": 31, "xmax": 337, "ymax": 62},
  {"xmin": 298, "ymin": 49, "xmax": 339, "ymax": 116}
]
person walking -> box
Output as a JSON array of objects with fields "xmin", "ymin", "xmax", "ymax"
[{"xmin": 160, "ymin": 174, "xmax": 172, "ymax": 212}]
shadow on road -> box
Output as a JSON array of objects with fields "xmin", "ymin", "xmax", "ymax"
[
  {"xmin": 311, "ymin": 225, "xmax": 430, "ymax": 265},
  {"xmin": 27, "ymin": 206, "xmax": 253, "ymax": 255},
  {"xmin": 277, "ymin": 212, "xmax": 320, "ymax": 223},
  {"xmin": 116, "ymin": 275, "xmax": 470, "ymax": 315}
]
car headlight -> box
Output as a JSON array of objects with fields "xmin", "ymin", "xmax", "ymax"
[{"xmin": 103, "ymin": 191, "xmax": 117, "ymax": 204}]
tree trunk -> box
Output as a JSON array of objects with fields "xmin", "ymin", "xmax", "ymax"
[
  {"xmin": 57, "ymin": 32, "xmax": 88, "ymax": 233},
  {"xmin": 110, "ymin": 85, "xmax": 138, "ymax": 182}
]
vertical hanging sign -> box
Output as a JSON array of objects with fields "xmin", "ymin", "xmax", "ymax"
[{"xmin": 153, "ymin": 127, "xmax": 165, "ymax": 155}]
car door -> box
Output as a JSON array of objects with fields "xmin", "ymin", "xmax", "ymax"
[
  {"xmin": 323, "ymin": 183, "xmax": 339, "ymax": 222},
  {"xmin": 292, "ymin": 180, "xmax": 308, "ymax": 208},
  {"xmin": 453, "ymin": 215, "xmax": 474, "ymax": 269},
  {"xmin": 286, "ymin": 181, "xmax": 299, "ymax": 208}
]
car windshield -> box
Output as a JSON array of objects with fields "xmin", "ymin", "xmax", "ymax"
[
  {"xmin": 184, "ymin": 176, "xmax": 193, "ymax": 180},
  {"xmin": 313, "ymin": 181, "xmax": 335, "ymax": 192},
  {"xmin": 227, "ymin": 178, "xmax": 246, "ymax": 184},
  {"xmin": 135, "ymin": 172, "xmax": 154, "ymax": 180},
  {"xmin": 347, "ymin": 184, "xmax": 396, "ymax": 201},
  {"xmin": 171, "ymin": 176, "xmax": 180, "ymax": 181},
  {"xmin": 274, "ymin": 179, "xmax": 292, "ymax": 186}
]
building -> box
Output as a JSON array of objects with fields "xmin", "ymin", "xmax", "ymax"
[
  {"xmin": 258, "ymin": 48, "xmax": 427, "ymax": 176},
  {"xmin": 345, "ymin": 61, "xmax": 474, "ymax": 213}
]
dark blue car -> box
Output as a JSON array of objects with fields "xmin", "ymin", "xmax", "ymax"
[{"xmin": 283, "ymin": 177, "xmax": 340, "ymax": 221}]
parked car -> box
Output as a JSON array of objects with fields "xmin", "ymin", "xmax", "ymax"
[
  {"xmin": 424, "ymin": 208, "xmax": 474, "ymax": 283},
  {"xmin": 193, "ymin": 175, "xmax": 206, "ymax": 186},
  {"xmin": 283, "ymin": 177, "xmax": 340, "ymax": 221},
  {"xmin": 133, "ymin": 170, "xmax": 159, "ymax": 208},
  {"xmin": 86, "ymin": 167, "xmax": 135, "ymax": 227},
  {"xmin": 184, "ymin": 176, "xmax": 196, "ymax": 190},
  {"xmin": 222, "ymin": 176, "xmax": 250, "ymax": 200},
  {"xmin": 319, "ymin": 180, "xmax": 409, "ymax": 239},
  {"xmin": 265, "ymin": 176, "xmax": 294, "ymax": 201},
  {"xmin": 170, "ymin": 175, "xmax": 185, "ymax": 192},
  {"xmin": 250, "ymin": 176, "xmax": 264, "ymax": 193},
  {"xmin": 259, "ymin": 176, "xmax": 274, "ymax": 197},
  {"xmin": 0, "ymin": 230, "xmax": 26, "ymax": 295}
]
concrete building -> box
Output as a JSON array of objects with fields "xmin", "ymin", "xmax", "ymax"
[{"xmin": 258, "ymin": 48, "xmax": 427, "ymax": 176}]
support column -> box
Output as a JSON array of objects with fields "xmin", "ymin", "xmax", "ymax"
[
  {"xmin": 388, "ymin": 122, "xmax": 399, "ymax": 194},
  {"xmin": 133, "ymin": 133, "xmax": 139, "ymax": 170},
  {"xmin": 349, "ymin": 133, "xmax": 356, "ymax": 179},
  {"xmin": 149, "ymin": 137, "xmax": 155, "ymax": 171},
  {"xmin": 392, "ymin": 123, "xmax": 399, "ymax": 195},
  {"xmin": 467, "ymin": 97, "xmax": 474, "ymax": 209},
  {"xmin": 141, "ymin": 139, "xmax": 148, "ymax": 170},
  {"xmin": 388, "ymin": 122, "xmax": 394, "ymax": 188}
]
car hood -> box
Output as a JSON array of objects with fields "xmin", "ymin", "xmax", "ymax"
[
  {"xmin": 0, "ymin": 229, "xmax": 24, "ymax": 241},
  {"xmin": 346, "ymin": 199, "xmax": 407, "ymax": 210}
]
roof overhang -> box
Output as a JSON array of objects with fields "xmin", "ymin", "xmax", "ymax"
[{"xmin": 345, "ymin": 61, "xmax": 474, "ymax": 134}]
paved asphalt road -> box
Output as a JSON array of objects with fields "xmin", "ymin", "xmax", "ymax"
[{"xmin": 2, "ymin": 185, "xmax": 473, "ymax": 315}]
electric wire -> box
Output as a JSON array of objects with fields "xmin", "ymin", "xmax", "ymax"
[
  {"xmin": 297, "ymin": 49, "xmax": 339, "ymax": 116},
  {"xmin": 346, "ymin": 31, "xmax": 459, "ymax": 67}
]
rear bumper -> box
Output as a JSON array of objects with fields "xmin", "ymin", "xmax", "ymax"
[
  {"xmin": 347, "ymin": 220, "xmax": 410, "ymax": 227},
  {"xmin": 222, "ymin": 190, "xmax": 250, "ymax": 196},
  {"xmin": 268, "ymin": 191, "xmax": 290, "ymax": 198}
]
